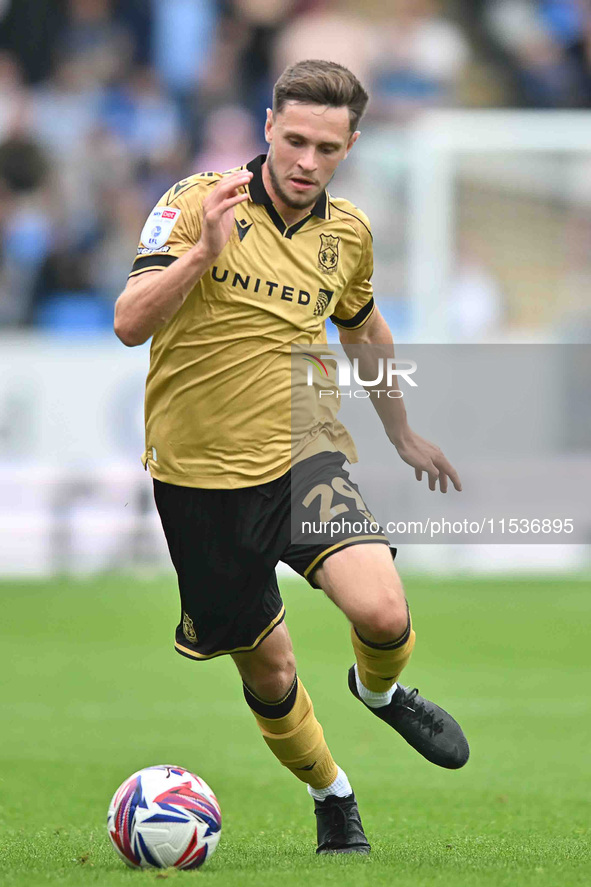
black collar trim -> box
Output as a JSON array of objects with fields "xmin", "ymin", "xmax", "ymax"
[{"xmin": 245, "ymin": 154, "xmax": 329, "ymax": 237}]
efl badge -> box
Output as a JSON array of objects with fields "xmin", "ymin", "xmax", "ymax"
[
  {"xmin": 140, "ymin": 206, "xmax": 181, "ymax": 250},
  {"xmin": 318, "ymin": 234, "xmax": 340, "ymax": 274},
  {"xmin": 182, "ymin": 611, "xmax": 197, "ymax": 643}
]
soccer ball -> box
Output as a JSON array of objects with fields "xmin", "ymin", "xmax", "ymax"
[{"xmin": 107, "ymin": 765, "xmax": 221, "ymax": 869}]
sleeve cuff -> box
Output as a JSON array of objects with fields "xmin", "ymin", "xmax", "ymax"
[
  {"xmin": 128, "ymin": 254, "xmax": 178, "ymax": 277},
  {"xmin": 330, "ymin": 297, "xmax": 375, "ymax": 330}
]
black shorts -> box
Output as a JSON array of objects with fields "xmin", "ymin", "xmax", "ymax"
[{"xmin": 153, "ymin": 451, "xmax": 392, "ymax": 660}]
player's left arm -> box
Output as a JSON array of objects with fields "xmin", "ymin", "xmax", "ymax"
[{"xmin": 338, "ymin": 306, "xmax": 462, "ymax": 494}]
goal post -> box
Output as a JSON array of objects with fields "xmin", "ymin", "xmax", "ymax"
[{"xmin": 361, "ymin": 110, "xmax": 591, "ymax": 341}]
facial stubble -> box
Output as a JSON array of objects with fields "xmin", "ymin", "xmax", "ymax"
[{"xmin": 266, "ymin": 150, "xmax": 326, "ymax": 211}]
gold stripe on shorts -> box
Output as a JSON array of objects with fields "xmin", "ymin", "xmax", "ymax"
[{"xmin": 303, "ymin": 535, "xmax": 389, "ymax": 579}]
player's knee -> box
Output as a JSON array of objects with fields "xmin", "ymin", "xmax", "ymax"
[
  {"xmin": 248, "ymin": 667, "xmax": 296, "ymax": 702},
  {"xmin": 355, "ymin": 600, "xmax": 409, "ymax": 645},
  {"xmin": 240, "ymin": 652, "xmax": 296, "ymax": 703}
]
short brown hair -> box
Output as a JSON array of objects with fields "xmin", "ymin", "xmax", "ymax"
[{"xmin": 273, "ymin": 59, "xmax": 369, "ymax": 132}]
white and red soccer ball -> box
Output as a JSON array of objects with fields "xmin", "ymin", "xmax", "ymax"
[{"xmin": 107, "ymin": 765, "xmax": 221, "ymax": 870}]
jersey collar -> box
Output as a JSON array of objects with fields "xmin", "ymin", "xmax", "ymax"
[{"xmin": 245, "ymin": 154, "xmax": 330, "ymax": 237}]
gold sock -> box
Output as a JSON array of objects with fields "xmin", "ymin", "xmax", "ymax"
[
  {"xmin": 352, "ymin": 607, "xmax": 416, "ymax": 692},
  {"xmin": 243, "ymin": 677, "xmax": 338, "ymax": 790}
]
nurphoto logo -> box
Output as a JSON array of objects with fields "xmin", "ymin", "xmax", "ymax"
[{"xmin": 303, "ymin": 352, "xmax": 417, "ymax": 398}]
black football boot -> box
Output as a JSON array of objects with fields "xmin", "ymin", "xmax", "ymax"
[
  {"xmin": 314, "ymin": 793, "xmax": 371, "ymax": 855},
  {"xmin": 348, "ymin": 666, "xmax": 469, "ymax": 770}
]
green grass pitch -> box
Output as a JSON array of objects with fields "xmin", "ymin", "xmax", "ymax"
[{"xmin": 1, "ymin": 573, "xmax": 589, "ymax": 886}]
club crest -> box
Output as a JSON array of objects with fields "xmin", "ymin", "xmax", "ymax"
[
  {"xmin": 318, "ymin": 234, "xmax": 340, "ymax": 274},
  {"xmin": 182, "ymin": 611, "xmax": 197, "ymax": 643}
]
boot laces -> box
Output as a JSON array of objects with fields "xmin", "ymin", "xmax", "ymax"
[
  {"xmin": 328, "ymin": 803, "xmax": 349, "ymax": 841},
  {"xmin": 317, "ymin": 798, "xmax": 353, "ymax": 843},
  {"xmin": 398, "ymin": 687, "xmax": 444, "ymax": 736}
]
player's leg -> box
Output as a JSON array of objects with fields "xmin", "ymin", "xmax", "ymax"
[
  {"xmin": 315, "ymin": 542, "xmax": 415, "ymax": 692},
  {"xmin": 314, "ymin": 542, "xmax": 469, "ymax": 769},
  {"xmin": 285, "ymin": 452, "xmax": 469, "ymax": 769},
  {"xmin": 231, "ymin": 621, "xmax": 296, "ymax": 702},
  {"xmin": 153, "ymin": 474, "xmax": 368, "ymax": 851},
  {"xmin": 287, "ymin": 452, "xmax": 414, "ymax": 689},
  {"xmin": 231, "ymin": 622, "xmax": 343, "ymax": 792},
  {"xmin": 231, "ymin": 622, "xmax": 370, "ymax": 854}
]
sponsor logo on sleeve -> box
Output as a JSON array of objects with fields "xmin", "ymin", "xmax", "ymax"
[
  {"xmin": 140, "ymin": 206, "xmax": 181, "ymax": 250},
  {"xmin": 137, "ymin": 246, "xmax": 171, "ymax": 255}
]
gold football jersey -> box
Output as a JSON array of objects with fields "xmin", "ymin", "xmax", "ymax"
[{"xmin": 129, "ymin": 155, "xmax": 376, "ymax": 489}]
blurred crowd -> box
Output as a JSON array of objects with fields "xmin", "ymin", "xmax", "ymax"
[{"xmin": 0, "ymin": 0, "xmax": 590, "ymax": 329}]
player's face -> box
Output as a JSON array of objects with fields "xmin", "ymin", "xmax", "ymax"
[{"xmin": 264, "ymin": 102, "xmax": 359, "ymax": 211}]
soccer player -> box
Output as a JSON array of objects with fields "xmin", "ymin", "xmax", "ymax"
[{"xmin": 114, "ymin": 59, "xmax": 469, "ymax": 855}]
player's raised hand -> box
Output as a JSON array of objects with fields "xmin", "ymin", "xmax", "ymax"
[
  {"xmin": 393, "ymin": 428, "xmax": 462, "ymax": 493},
  {"xmin": 198, "ymin": 170, "xmax": 253, "ymax": 261}
]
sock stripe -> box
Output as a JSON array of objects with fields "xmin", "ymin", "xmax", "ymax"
[
  {"xmin": 354, "ymin": 603, "xmax": 411, "ymax": 650},
  {"xmin": 243, "ymin": 675, "xmax": 298, "ymax": 719}
]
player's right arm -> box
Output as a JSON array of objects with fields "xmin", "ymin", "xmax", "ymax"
[{"xmin": 114, "ymin": 170, "xmax": 252, "ymax": 347}]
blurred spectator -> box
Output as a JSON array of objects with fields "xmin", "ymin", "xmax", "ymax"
[
  {"xmin": 31, "ymin": 57, "xmax": 102, "ymax": 159},
  {"xmin": 369, "ymin": 0, "xmax": 470, "ymax": 119},
  {"xmin": 150, "ymin": 0, "xmax": 217, "ymax": 97},
  {"xmin": 101, "ymin": 66, "xmax": 184, "ymax": 165},
  {"xmin": 485, "ymin": 0, "xmax": 591, "ymax": 107},
  {"xmin": 90, "ymin": 183, "xmax": 148, "ymax": 303},
  {"xmin": 0, "ymin": 0, "xmax": 589, "ymax": 334},
  {"xmin": 0, "ymin": 135, "xmax": 53, "ymax": 325},
  {"xmin": 448, "ymin": 238, "xmax": 505, "ymax": 341},
  {"xmin": 226, "ymin": 0, "xmax": 297, "ymax": 117},
  {"xmin": 273, "ymin": 0, "xmax": 374, "ymax": 87},
  {"xmin": 57, "ymin": 0, "xmax": 135, "ymax": 89},
  {"xmin": 117, "ymin": 0, "xmax": 153, "ymax": 66},
  {"xmin": 0, "ymin": 0, "xmax": 65, "ymax": 84},
  {"xmin": 193, "ymin": 105, "xmax": 263, "ymax": 172},
  {"xmin": 0, "ymin": 52, "xmax": 29, "ymax": 138}
]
